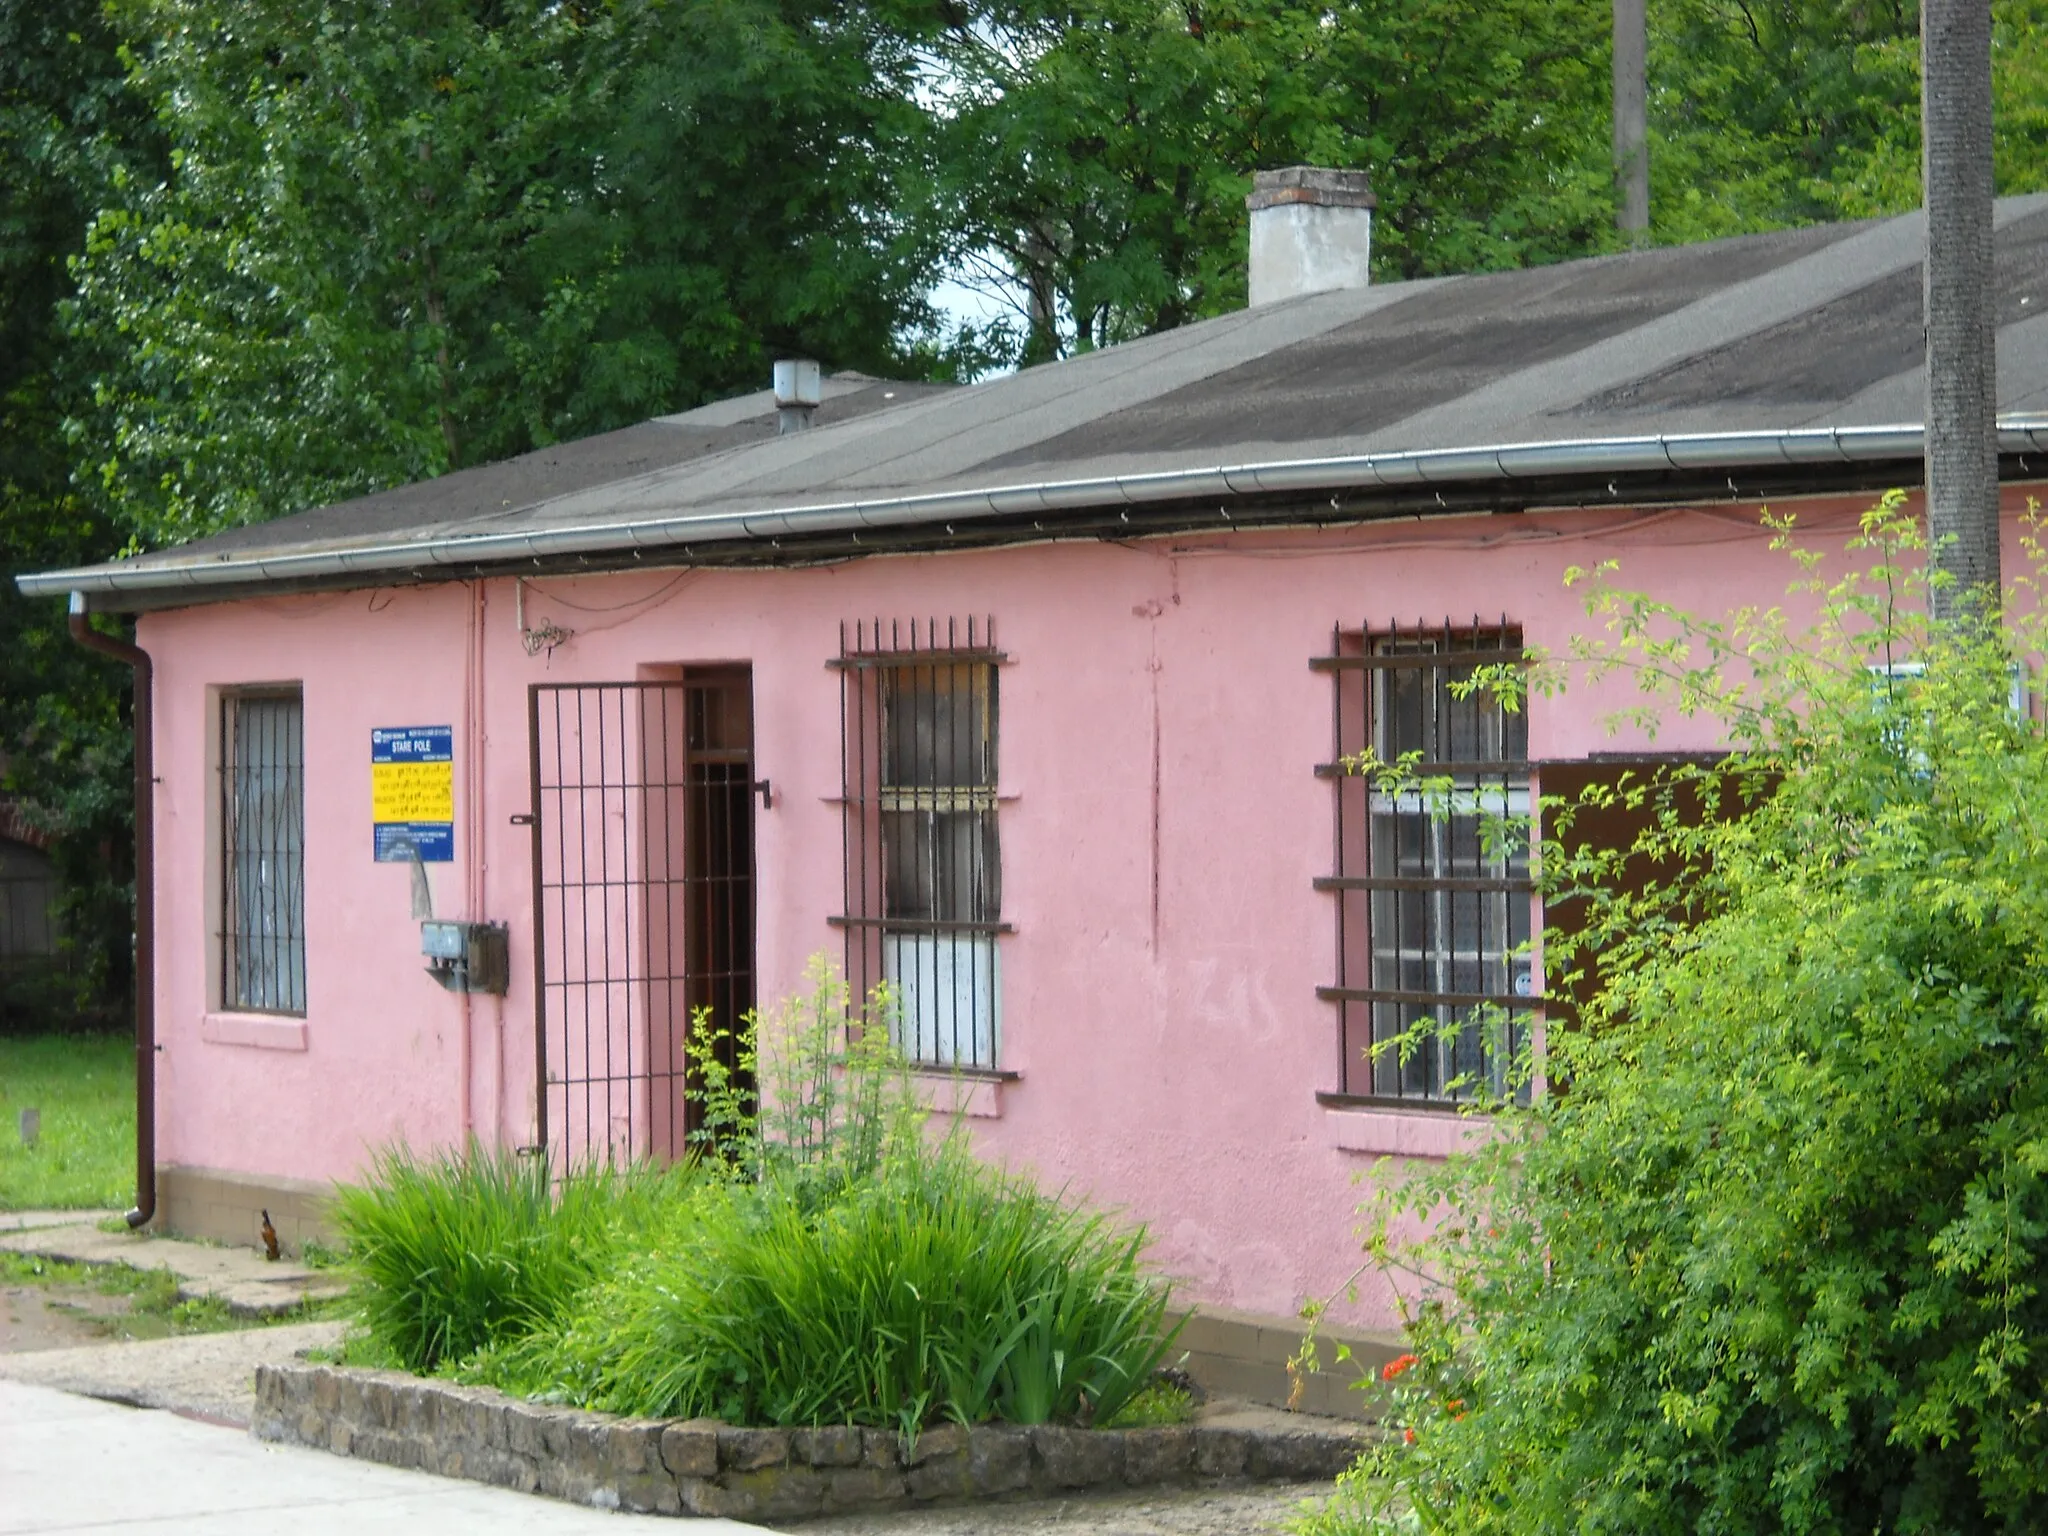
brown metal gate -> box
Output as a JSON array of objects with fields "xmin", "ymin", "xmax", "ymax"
[{"xmin": 526, "ymin": 672, "xmax": 757, "ymax": 1170}]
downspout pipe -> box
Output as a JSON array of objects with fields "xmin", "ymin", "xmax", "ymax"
[{"xmin": 67, "ymin": 592, "xmax": 155, "ymax": 1230}]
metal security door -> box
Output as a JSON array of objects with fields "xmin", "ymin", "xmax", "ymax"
[{"xmin": 527, "ymin": 674, "xmax": 756, "ymax": 1170}]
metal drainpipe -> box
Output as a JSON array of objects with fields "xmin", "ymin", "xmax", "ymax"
[{"xmin": 67, "ymin": 592, "xmax": 155, "ymax": 1229}]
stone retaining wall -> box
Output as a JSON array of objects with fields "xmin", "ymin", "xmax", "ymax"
[{"xmin": 253, "ymin": 1362, "xmax": 1372, "ymax": 1522}]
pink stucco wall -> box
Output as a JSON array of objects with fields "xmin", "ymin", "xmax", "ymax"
[{"xmin": 136, "ymin": 487, "xmax": 2046, "ymax": 1329}]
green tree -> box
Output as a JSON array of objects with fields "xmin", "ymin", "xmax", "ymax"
[
  {"xmin": 927, "ymin": 1, "xmax": 2048, "ymax": 364},
  {"xmin": 69, "ymin": 0, "xmax": 943, "ymax": 548},
  {"xmin": 1, "ymin": 0, "xmax": 161, "ymax": 1018},
  {"xmin": 1302, "ymin": 504, "xmax": 2048, "ymax": 1533},
  {"xmin": 1647, "ymin": 0, "xmax": 2048, "ymax": 240},
  {"xmin": 927, "ymin": 0, "xmax": 1617, "ymax": 363}
]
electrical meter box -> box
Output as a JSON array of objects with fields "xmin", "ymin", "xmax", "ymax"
[{"xmin": 420, "ymin": 921, "xmax": 510, "ymax": 995}]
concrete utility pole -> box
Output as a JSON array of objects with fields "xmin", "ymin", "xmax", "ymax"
[
  {"xmin": 1613, "ymin": 0, "xmax": 1649, "ymax": 235},
  {"xmin": 1921, "ymin": 0, "xmax": 2001, "ymax": 620}
]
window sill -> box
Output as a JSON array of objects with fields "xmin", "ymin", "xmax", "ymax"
[
  {"xmin": 911, "ymin": 1067, "xmax": 1017, "ymax": 1120},
  {"xmin": 200, "ymin": 1013, "xmax": 309, "ymax": 1052},
  {"xmin": 1318, "ymin": 1096, "xmax": 1491, "ymax": 1158}
]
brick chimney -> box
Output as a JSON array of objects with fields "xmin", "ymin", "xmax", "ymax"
[{"xmin": 1246, "ymin": 167, "xmax": 1376, "ymax": 306}]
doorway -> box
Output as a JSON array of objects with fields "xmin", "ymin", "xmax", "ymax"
[{"xmin": 526, "ymin": 669, "xmax": 757, "ymax": 1168}]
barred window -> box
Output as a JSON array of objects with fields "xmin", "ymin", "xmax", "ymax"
[
  {"xmin": 836, "ymin": 619, "xmax": 1005, "ymax": 1067},
  {"xmin": 1316, "ymin": 623, "xmax": 1534, "ymax": 1103},
  {"xmin": 221, "ymin": 690, "xmax": 306, "ymax": 1014}
]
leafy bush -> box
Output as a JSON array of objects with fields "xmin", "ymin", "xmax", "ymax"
[
  {"xmin": 685, "ymin": 954, "xmax": 923, "ymax": 1205},
  {"xmin": 331, "ymin": 1140, "xmax": 666, "ymax": 1374},
  {"xmin": 1303, "ymin": 503, "xmax": 2048, "ymax": 1534}
]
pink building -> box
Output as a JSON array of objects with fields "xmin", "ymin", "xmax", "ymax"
[{"xmin": 23, "ymin": 178, "xmax": 2048, "ymax": 1409}]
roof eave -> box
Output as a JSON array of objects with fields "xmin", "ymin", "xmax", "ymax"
[{"xmin": 25, "ymin": 422, "xmax": 2048, "ymax": 612}]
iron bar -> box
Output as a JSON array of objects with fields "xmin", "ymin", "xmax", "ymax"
[{"xmin": 1314, "ymin": 875, "xmax": 1536, "ymax": 893}]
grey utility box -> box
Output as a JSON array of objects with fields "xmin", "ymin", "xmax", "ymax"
[{"xmin": 420, "ymin": 921, "xmax": 511, "ymax": 995}]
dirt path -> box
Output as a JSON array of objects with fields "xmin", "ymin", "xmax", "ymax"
[{"xmin": 0, "ymin": 1277, "xmax": 120, "ymax": 1352}]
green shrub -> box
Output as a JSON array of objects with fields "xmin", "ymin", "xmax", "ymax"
[
  {"xmin": 470, "ymin": 1136, "xmax": 1177, "ymax": 1432},
  {"xmin": 383, "ymin": 963, "xmax": 1177, "ymax": 1429},
  {"xmin": 1302, "ymin": 502, "xmax": 2048, "ymax": 1534},
  {"xmin": 331, "ymin": 1140, "xmax": 668, "ymax": 1374}
]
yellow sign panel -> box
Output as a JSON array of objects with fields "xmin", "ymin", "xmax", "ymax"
[{"xmin": 371, "ymin": 759, "xmax": 455, "ymax": 823}]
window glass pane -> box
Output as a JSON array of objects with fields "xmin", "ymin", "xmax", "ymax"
[
  {"xmin": 882, "ymin": 664, "xmax": 995, "ymax": 790},
  {"xmin": 884, "ymin": 934, "xmax": 1000, "ymax": 1066},
  {"xmin": 882, "ymin": 809, "xmax": 933, "ymax": 921}
]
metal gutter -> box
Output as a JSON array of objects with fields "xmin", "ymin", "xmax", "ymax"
[
  {"xmin": 66, "ymin": 594, "xmax": 156, "ymax": 1230},
  {"xmin": 23, "ymin": 420, "xmax": 2048, "ymax": 605}
]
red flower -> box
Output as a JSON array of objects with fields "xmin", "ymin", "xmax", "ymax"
[
  {"xmin": 1382, "ymin": 1352, "xmax": 1419, "ymax": 1382},
  {"xmin": 1403, "ymin": 1427, "xmax": 1417, "ymax": 1445}
]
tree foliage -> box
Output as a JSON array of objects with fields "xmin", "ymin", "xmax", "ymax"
[
  {"xmin": 1303, "ymin": 503, "xmax": 2048, "ymax": 1533},
  {"xmin": 0, "ymin": 0, "xmax": 160, "ymax": 1016},
  {"xmin": 931, "ymin": 0, "xmax": 2048, "ymax": 362},
  {"xmin": 927, "ymin": 0, "xmax": 1616, "ymax": 362},
  {"xmin": 1648, "ymin": 0, "xmax": 2048, "ymax": 240},
  {"xmin": 69, "ymin": 0, "xmax": 943, "ymax": 547}
]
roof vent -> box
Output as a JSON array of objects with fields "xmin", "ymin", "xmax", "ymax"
[
  {"xmin": 773, "ymin": 358, "xmax": 822, "ymax": 434},
  {"xmin": 1246, "ymin": 167, "xmax": 1375, "ymax": 307}
]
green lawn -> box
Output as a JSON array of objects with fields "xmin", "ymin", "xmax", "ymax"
[{"xmin": 0, "ymin": 1032, "xmax": 134, "ymax": 1210}]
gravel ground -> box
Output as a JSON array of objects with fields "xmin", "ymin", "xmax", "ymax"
[{"xmin": 771, "ymin": 1481, "xmax": 1334, "ymax": 1535}]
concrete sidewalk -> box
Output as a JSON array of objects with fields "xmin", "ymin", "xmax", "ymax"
[
  {"xmin": 0, "ymin": 1213, "xmax": 345, "ymax": 1318},
  {"xmin": 0, "ymin": 1319, "xmax": 346, "ymax": 1426},
  {"xmin": 0, "ymin": 1380, "xmax": 771, "ymax": 1534}
]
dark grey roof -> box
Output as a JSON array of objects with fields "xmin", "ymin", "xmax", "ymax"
[
  {"xmin": 27, "ymin": 195, "xmax": 2048, "ymax": 609},
  {"xmin": 176, "ymin": 373, "xmax": 954, "ymax": 559}
]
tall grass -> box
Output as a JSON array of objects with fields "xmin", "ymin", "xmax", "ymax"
[
  {"xmin": 331, "ymin": 1140, "xmax": 668, "ymax": 1374},
  {"xmin": 475, "ymin": 1138, "xmax": 1179, "ymax": 1432}
]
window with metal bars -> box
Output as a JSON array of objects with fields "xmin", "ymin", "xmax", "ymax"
[
  {"xmin": 836, "ymin": 618, "xmax": 1006, "ymax": 1068},
  {"xmin": 220, "ymin": 690, "xmax": 307, "ymax": 1015},
  {"xmin": 1315, "ymin": 623, "xmax": 1535, "ymax": 1104}
]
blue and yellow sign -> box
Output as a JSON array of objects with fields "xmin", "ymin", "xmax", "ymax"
[{"xmin": 372, "ymin": 726, "xmax": 454, "ymax": 862}]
